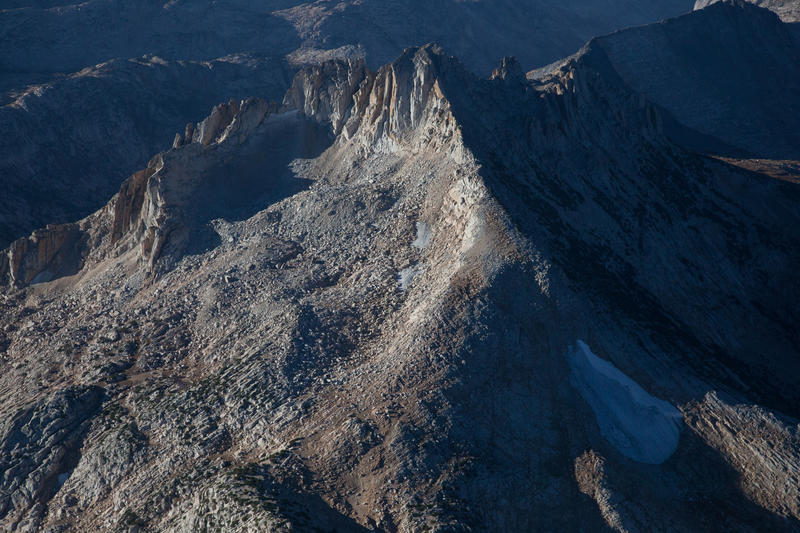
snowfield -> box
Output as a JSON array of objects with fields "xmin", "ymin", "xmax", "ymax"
[{"xmin": 568, "ymin": 340, "xmax": 683, "ymax": 464}]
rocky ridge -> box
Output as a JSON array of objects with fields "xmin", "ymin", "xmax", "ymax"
[
  {"xmin": 0, "ymin": 0, "xmax": 699, "ymax": 247},
  {"xmin": 0, "ymin": 54, "xmax": 292, "ymax": 249}
]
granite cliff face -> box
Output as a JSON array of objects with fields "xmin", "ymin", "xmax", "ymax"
[{"xmin": 1, "ymin": 2, "xmax": 799, "ymax": 532}]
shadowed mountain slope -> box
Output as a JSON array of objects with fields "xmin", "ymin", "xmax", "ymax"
[{"xmin": 532, "ymin": 0, "xmax": 800, "ymax": 159}]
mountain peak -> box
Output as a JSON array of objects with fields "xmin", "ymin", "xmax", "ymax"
[{"xmin": 2, "ymin": 4, "xmax": 800, "ymax": 532}]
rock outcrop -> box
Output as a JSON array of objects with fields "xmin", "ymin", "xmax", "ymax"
[
  {"xmin": 0, "ymin": 223, "xmax": 85, "ymax": 287},
  {"xmin": 282, "ymin": 58, "xmax": 368, "ymax": 135}
]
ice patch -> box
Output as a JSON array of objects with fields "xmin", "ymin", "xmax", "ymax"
[
  {"xmin": 568, "ymin": 340, "xmax": 682, "ymax": 464},
  {"xmin": 412, "ymin": 222, "xmax": 432, "ymax": 249},
  {"xmin": 57, "ymin": 471, "xmax": 70, "ymax": 487},
  {"xmin": 397, "ymin": 266, "xmax": 420, "ymax": 291}
]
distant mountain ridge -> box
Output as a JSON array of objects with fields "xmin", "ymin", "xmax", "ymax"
[
  {"xmin": 695, "ymin": 0, "xmax": 800, "ymax": 21},
  {"xmin": 0, "ymin": 0, "xmax": 697, "ymax": 248},
  {"xmin": 2, "ymin": 0, "xmax": 696, "ymax": 80},
  {"xmin": 0, "ymin": 55, "xmax": 291, "ymax": 249},
  {"xmin": 592, "ymin": 0, "xmax": 800, "ymax": 159}
]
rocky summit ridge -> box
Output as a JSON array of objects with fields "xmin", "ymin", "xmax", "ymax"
[
  {"xmin": 1, "ymin": 2, "xmax": 800, "ymax": 532},
  {"xmin": 1, "ymin": 0, "xmax": 698, "ymax": 249}
]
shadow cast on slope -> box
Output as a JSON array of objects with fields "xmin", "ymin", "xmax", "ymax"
[
  {"xmin": 432, "ymin": 264, "xmax": 799, "ymax": 530},
  {"xmin": 229, "ymin": 462, "xmax": 372, "ymax": 533},
  {"xmin": 180, "ymin": 113, "xmax": 331, "ymax": 259}
]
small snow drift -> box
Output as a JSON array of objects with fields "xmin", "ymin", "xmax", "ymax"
[
  {"xmin": 397, "ymin": 266, "xmax": 420, "ymax": 291},
  {"xmin": 567, "ymin": 340, "xmax": 683, "ymax": 464},
  {"xmin": 412, "ymin": 222, "xmax": 432, "ymax": 249}
]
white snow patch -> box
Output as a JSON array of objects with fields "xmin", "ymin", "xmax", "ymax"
[
  {"xmin": 412, "ymin": 222, "xmax": 432, "ymax": 249},
  {"xmin": 397, "ymin": 266, "xmax": 420, "ymax": 291},
  {"xmin": 568, "ymin": 340, "xmax": 683, "ymax": 464},
  {"xmin": 57, "ymin": 471, "xmax": 70, "ymax": 487}
]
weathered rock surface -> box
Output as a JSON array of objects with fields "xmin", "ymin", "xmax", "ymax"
[
  {"xmin": 0, "ymin": 3, "xmax": 799, "ymax": 532},
  {"xmin": 282, "ymin": 58, "xmax": 368, "ymax": 135},
  {"xmin": 0, "ymin": 386, "xmax": 104, "ymax": 530}
]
